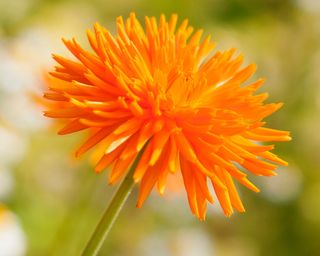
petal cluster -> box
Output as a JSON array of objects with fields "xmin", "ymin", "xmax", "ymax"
[{"xmin": 44, "ymin": 13, "xmax": 291, "ymax": 220}]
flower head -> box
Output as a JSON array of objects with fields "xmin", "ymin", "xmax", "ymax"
[{"xmin": 44, "ymin": 13, "xmax": 291, "ymax": 220}]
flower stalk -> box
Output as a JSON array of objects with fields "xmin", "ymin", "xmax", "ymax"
[{"xmin": 81, "ymin": 146, "xmax": 146, "ymax": 256}]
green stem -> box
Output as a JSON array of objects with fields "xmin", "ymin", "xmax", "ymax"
[{"xmin": 81, "ymin": 146, "xmax": 146, "ymax": 256}]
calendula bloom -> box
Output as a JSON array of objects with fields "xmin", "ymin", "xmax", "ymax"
[{"xmin": 44, "ymin": 13, "xmax": 291, "ymax": 220}]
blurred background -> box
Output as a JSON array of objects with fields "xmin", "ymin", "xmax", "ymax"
[{"xmin": 0, "ymin": 0, "xmax": 319, "ymax": 255}]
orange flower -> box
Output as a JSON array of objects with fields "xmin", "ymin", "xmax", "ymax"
[{"xmin": 44, "ymin": 13, "xmax": 291, "ymax": 220}]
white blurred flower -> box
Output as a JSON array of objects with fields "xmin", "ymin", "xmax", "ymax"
[
  {"xmin": 260, "ymin": 165, "xmax": 302, "ymax": 203},
  {"xmin": 171, "ymin": 229, "xmax": 214, "ymax": 256},
  {"xmin": 138, "ymin": 228, "xmax": 214, "ymax": 256},
  {"xmin": 297, "ymin": 0, "xmax": 320, "ymax": 13},
  {"xmin": 0, "ymin": 94, "xmax": 47, "ymax": 131},
  {"xmin": 0, "ymin": 29, "xmax": 52, "ymax": 131},
  {"xmin": 0, "ymin": 205, "xmax": 26, "ymax": 256},
  {"xmin": 0, "ymin": 127, "xmax": 27, "ymax": 166}
]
